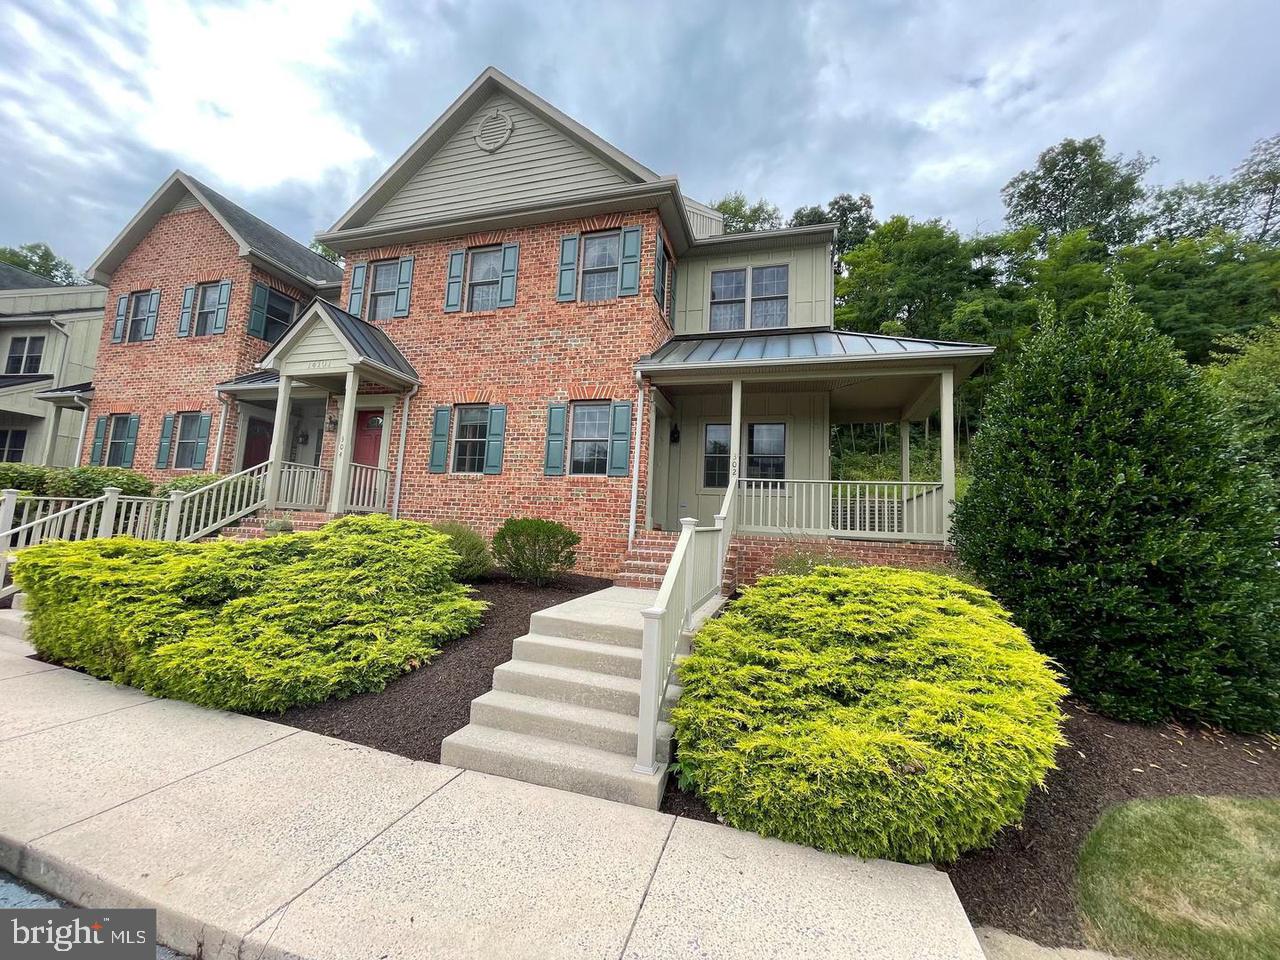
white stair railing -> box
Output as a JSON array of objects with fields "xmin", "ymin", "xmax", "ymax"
[
  {"xmin": 167, "ymin": 461, "xmax": 271, "ymax": 541},
  {"xmin": 346, "ymin": 463, "xmax": 390, "ymax": 513}
]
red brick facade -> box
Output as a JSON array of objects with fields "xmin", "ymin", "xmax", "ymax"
[{"xmin": 724, "ymin": 535, "xmax": 957, "ymax": 591}]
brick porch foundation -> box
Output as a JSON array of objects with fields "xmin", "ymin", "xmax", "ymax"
[{"xmin": 723, "ymin": 535, "xmax": 956, "ymax": 592}]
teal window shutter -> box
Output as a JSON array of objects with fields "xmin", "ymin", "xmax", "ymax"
[
  {"xmin": 653, "ymin": 235, "xmax": 667, "ymax": 309},
  {"xmin": 121, "ymin": 415, "xmax": 140, "ymax": 468},
  {"xmin": 177, "ymin": 286, "xmax": 195, "ymax": 337},
  {"xmin": 393, "ymin": 256, "xmax": 414, "ymax": 317},
  {"xmin": 348, "ymin": 262, "xmax": 367, "ymax": 316},
  {"xmin": 155, "ymin": 414, "xmax": 175, "ymax": 468},
  {"xmin": 89, "ymin": 416, "xmax": 108, "ymax": 465},
  {"xmin": 443, "ymin": 251, "xmax": 465, "ymax": 312},
  {"xmin": 248, "ymin": 283, "xmax": 269, "ymax": 339},
  {"xmin": 212, "ymin": 280, "xmax": 231, "ymax": 334},
  {"xmin": 497, "ymin": 243, "xmax": 519, "ymax": 308},
  {"xmin": 606, "ymin": 400, "xmax": 633, "ymax": 476},
  {"xmin": 429, "ymin": 406, "xmax": 451, "ymax": 473},
  {"xmin": 142, "ymin": 291, "xmax": 161, "ymax": 340},
  {"xmin": 619, "ymin": 226, "xmax": 642, "ymax": 296},
  {"xmin": 483, "ymin": 405, "xmax": 507, "ymax": 474},
  {"xmin": 111, "ymin": 296, "xmax": 128, "ymax": 343},
  {"xmin": 668, "ymin": 261, "xmax": 677, "ymax": 318},
  {"xmin": 544, "ymin": 403, "xmax": 567, "ymax": 475},
  {"xmin": 556, "ymin": 235, "xmax": 579, "ymax": 301},
  {"xmin": 192, "ymin": 413, "xmax": 212, "ymax": 469}
]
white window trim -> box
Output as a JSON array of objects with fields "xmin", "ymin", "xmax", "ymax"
[
  {"xmin": 5, "ymin": 335, "xmax": 44, "ymax": 375},
  {"xmin": 568, "ymin": 400, "xmax": 612, "ymax": 476},
  {"xmin": 707, "ymin": 262, "xmax": 792, "ymax": 332},
  {"xmin": 170, "ymin": 411, "xmax": 203, "ymax": 470},
  {"xmin": 578, "ymin": 230, "xmax": 622, "ymax": 303},
  {"xmin": 465, "ymin": 247, "xmax": 503, "ymax": 314},
  {"xmin": 450, "ymin": 403, "xmax": 490, "ymax": 474},
  {"xmin": 695, "ymin": 416, "xmax": 794, "ymax": 496},
  {"xmin": 126, "ymin": 291, "xmax": 150, "ymax": 342},
  {"xmin": 366, "ymin": 259, "xmax": 399, "ymax": 322},
  {"xmin": 106, "ymin": 414, "xmax": 134, "ymax": 467}
]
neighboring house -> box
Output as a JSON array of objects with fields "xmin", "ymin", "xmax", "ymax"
[
  {"xmin": 0, "ymin": 263, "xmax": 104, "ymax": 466},
  {"xmin": 81, "ymin": 66, "xmax": 992, "ymax": 578}
]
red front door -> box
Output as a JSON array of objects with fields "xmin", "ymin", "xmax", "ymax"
[
  {"xmin": 354, "ymin": 410, "xmax": 385, "ymax": 466},
  {"xmin": 243, "ymin": 417, "xmax": 273, "ymax": 468}
]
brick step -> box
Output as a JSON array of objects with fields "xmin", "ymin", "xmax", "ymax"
[
  {"xmin": 614, "ymin": 573, "xmax": 664, "ymax": 589},
  {"xmin": 616, "ymin": 559, "xmax": 669, "ymax": 574}
]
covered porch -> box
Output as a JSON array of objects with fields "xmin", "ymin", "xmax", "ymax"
[{"xmin": 638, "ymin": 328, "xmax": 992, "ymax": 545}]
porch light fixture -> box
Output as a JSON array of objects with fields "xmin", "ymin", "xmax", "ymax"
[
  {"xmin": 294, "ymin": 429, "xmax": 310, "ymax": 446},
  {"xmin": 669, "ymin": 424, "xmax": 680, "ymax": 444}
]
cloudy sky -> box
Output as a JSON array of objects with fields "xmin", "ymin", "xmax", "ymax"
[{"xmin": 2, "ymin": 0, "xmax": 1276, "ymax": 273}]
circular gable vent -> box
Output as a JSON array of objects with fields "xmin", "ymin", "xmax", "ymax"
[{"xmin": 475, "ymin": 109, "xmax": 514, "ymax": 153}]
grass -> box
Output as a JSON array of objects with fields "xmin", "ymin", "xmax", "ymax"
[{"xmin": 1078, "ymin": 796, "xmax": 1280, "ymax": 960}]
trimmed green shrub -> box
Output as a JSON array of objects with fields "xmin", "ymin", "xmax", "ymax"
[
  {"xmin": 491, "ymin": 517, "xmax": 579, "ymax": 586},
  {"xmin": 14, "ymin": 514, "xmax": 485, "ymax": 712},
  {"xmin": 0, "ymin": 463, "xmax": 56, "ymax": 494},
  {"xmin": 155, "ymin": 473, "xmax": 222, "ymax": 496},
  {"xmin": 953, "ymin": 285, "xmax": 1280, "ymax": 732},
  {"xmin": 1208, "ymin": 317, "xmax": 1280, "ymax": 487},
  {"xmin": 434, "ymin": 521, "xmax": 495, "ymax": 581},
  {"xmin": 672, "ymin": 565, "xmax": 1067, "ymax": 863},
  {"xmin": 44, "ymin": 466, "xmax": 153, "ymax": 498}
]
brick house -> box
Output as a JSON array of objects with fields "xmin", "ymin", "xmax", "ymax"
[{"xmin": 78, "ymin": 67, "xmax": 992, "ymax": 579}]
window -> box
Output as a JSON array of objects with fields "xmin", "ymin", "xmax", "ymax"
[
  {"xmin": 368, "ymin": 261, "xmax": 399, "ymax": 321},
  {"xmin": 5, "ymin": 336, "xmax": 43, "ymax": 374},
  {"xmin": 193, "ymin": 283, "xmax": 220, "ymax": 336},
  {"xmin": 106, "ymin": 415, "xmax": 134, "ymax": 467},
  {"xmin": 263, "ymin": 289, "xmax": 296, "ymax": 343},
  {"xmin": 569, "ymin": 402, "xmax": 610, "ymax": 475},
  {"xmin": 127, "ymin": 292, "xmax": 151, "ymax": 342},
  {"xmin": 746, "ymin": 423, "xmax": 786, "ymax": 482},
  {"xmin": 466, "ymin": 248, "xmax": 502, "ymax": 312},
  {"xmin": 709, "ymin": 265, "xmax": 789, "ymax": 330},
  {"xmin": 452, "ymin": 405, "xmax": 489, "ymax": 473},
  {"xmin": 171, "ymin": 413, "xmax": 202, "ymax": 469},
  {"xmin": 580, "ymin": 232, "xmax": 621, "ymax": 302},
  {"xmin": 703, "ymin": 424, "xmax": 730, "ymax": 488},
  {"xmin": 0, "ymin": 429, "xmax": 26, "ymax": 462}
]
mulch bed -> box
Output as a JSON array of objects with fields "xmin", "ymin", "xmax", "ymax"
[
  {"xmin": 272, "ymin": 571, "xmax": 610, "ymax": 763},
  {"xmin": 662, "ymin": 699, "xmax": 1280, "ymax": 948}
]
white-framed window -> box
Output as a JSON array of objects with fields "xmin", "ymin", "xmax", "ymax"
[
  {"xmin": 367, "ymin": 260, "xmax": 399, "ymax": 321},
  {"xmin": 569, "ymin": 402, "xmax": 610, "ymax": 475},
  {"xmin": 126, "ymin": 291, "xmax": 151, "ymax": 342},
  {"xmin": 263, "ymin": 288, "xmax": 296, "ymax": 343},
  {"xmin": 0, "ymin": 428, "xmax": 26, "ymax": 462},
  {"xmin": 5, "ymin": 336, "xmax": 44, "ymax": 375},
  {"xmin": 171, "ymin": 412, "xmax": 202, "ymax": 470},
  {"xmin": 106, "ymin": 415, "xmax": 134, "ymax": 467},
  {"xmin": 466, "ymin": 248, "xmax": 503, "ymax": 312},
  {"xmin": 193, "ymin": 283, "xmax": 221, "ymax": 336},
  {"xmin": 703, "ymin": 423, "xmax": 730, "ymax": 488},
  {"xmin": 746, "ymin": 422, "xmax": 786, "ymax": 482},
  {"xmin": 709, "ymin": 264, "xmax": 789, "ymax": 331},
  {"xmin": 580, "ymin": 231, "xmax": 621, "ymax": 302},
  {"xmin": 452, "ymin": 404, "xmax": 489, "ymax": 473}
]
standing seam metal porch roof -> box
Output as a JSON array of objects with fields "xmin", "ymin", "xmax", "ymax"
[{"xmin": 635, "ymin": 327, "xmax": 994, "ymax": 372}]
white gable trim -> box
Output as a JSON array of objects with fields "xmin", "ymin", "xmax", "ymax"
[{"xmin": 257, "ymin": 302, "xmax": 360, "ymax": 371}]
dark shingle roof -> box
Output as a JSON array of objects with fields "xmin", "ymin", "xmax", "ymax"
[
  {"xmin": 0, "ymin": 262, "xmax": 63, "ymax": 290},
  {"xmin": 187, "ymin": 176, "xmax": 343, "ymax": 286},
  {"xmin": 313, "ymin": 300, "xmax": 418, "ymax": 381}
]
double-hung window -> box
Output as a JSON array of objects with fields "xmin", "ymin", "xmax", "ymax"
[
  {"xmin": 106, "ymin": 415, "xmax": 134, "ymax": 467},
  {"xmin": 746, "ymin": 423, "xmax": 786, "ymax": 484},
  {"xmin": 126, "ymin": 292, "xmax": 151, "ymax": 342},
  {"xmin": 193, "ymin": 283, "xmax": 221, "ymax": 336},
  {"xmin": 263, "ymin": 289, "xmax": 296, "ymax": 342},
  {"xmin": 0, "ymin": 429, "xmax": 26, "ymax": 462},
  {"xmin": 452, "ymin": 405, "xmax": 489, "ymax": 473},
  {"xmin": 368, "ymin": 261, "xmax": 399, "ymax": 321},
  {"xmin": 703, "ymin": 424, "xmax": 730, "ymax": 488},
  {"xmin": 171, "ymin": 412, "xmax": 202, "ymax": 469},
  {"xmin": 569, "ymin": 402, "xmax": 610, "ymax": 475},
  {"xmin": 466, "ymin": 248, "xmax": 503, "ymax": 312},
  {"xmin": 5, "ymin": 336, "xmax": 43, "ymax": 374},
  {"xmin": 580, "ymin": 232, "xmax": 621, "ymax": 302},
  {"xmin": 709, "ymin": 265, "xmax": 789, "ymax": 331}
]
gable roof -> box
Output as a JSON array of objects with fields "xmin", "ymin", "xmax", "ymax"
[
  {"xmin": 88, "ymin": 171, "xmax": 342, "ymax": 290},
  {"xmin": 0, "ymin": 262, "xmax": 64, "ymax": 290},
  {"xmin": 258, "ymin": 298, "xmax": 418, "ymax": 385},
  {"xmin": 328, "ymin": 67, "xmax": 659, "ymax": 235}
]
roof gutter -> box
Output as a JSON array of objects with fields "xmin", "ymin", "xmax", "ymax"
[
  {"xmin": 241, "ymin": 250, "xmax": 341, "ymax": 295},
  {"xmin": 634, "ymin": 347, "xmax": 996, "ymax": 376}
]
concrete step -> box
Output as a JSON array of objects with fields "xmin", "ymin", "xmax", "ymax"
[
  {"xmin": 512, "ymin": 633, "xmax": 643, "ymax": 679},
  {"xmin": 493, "ymin": 660, "xmax": 642, "ymax": 714},
  {"xmin": 469, "ymin": 689, "xmax": 673, "ymax": 762},
  {"xmin": 440, "ymin": 724, "xmax": 668, "ymax": 809},
  {"xmin": 11, "ymin": 591, "xmax": 27, "ymax": 611},
  {"xmin": 0, "ymin": 607, "xmax": 27, "ymax": 640},
  {"xmin": 528, "ymin": 589, "xmax": 655, "ymax": 648}
]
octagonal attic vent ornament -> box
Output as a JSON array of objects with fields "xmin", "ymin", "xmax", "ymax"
[{"xmin": 475, "ymin": 108, "xmax": 514, "ymax": 153}]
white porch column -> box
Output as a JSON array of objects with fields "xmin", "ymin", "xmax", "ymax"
[
  {"xmin": 940, "ymin": 369, "xmax": 955, "ymax": 541},
  {"xmin": 264, "ymin": 373, "xmax": 293, "ymax": 509},
  {"xmin": 328, "ymin": 370, "xmax": 360, "ymax": 514},
  {"xmin": 899, "ymin": 419, "xmax": 911, "ymax": 483},
  {"xmin": 40, "ymin": 405, "xmax": 64, "ymax": 465},
  {"xmin": 729, "ymin": 379, "xmax": 743, "ymax": 483}
]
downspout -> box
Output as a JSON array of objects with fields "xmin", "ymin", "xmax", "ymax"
[
  {"xmin": 390, "ymin": 383, "xmax": 419, "ymax": 519},
  {"xmin": 628, "ymin": 372, "xmax": 645, "ymax": 545},
  {"xmin": 211, "ymin": 391, "xmax": 232, "ymax": 473},
  {"xmin": 72, "ymin": 397, "xmax": 91, "ymax": 465}
]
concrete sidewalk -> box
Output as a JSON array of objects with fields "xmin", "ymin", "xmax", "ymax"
[{"xmin": 0, "ymin": 639, "xmax": 984, "ymax": 960}]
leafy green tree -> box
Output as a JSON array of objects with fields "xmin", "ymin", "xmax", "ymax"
[
  {"xmin": 1208, "ymin": 318, "xmax": 1280, "ymax": 483},
  {"xmin": 1003, "ymin": 136, "xmax": 1155, "ymax": 247},
  {"xmin": 954, "ymin": 285, "xmax": 1280, "ymax": 732},
  {"xmin": 1232, "ymin": 133, "xmax": 1280, "ymax": 244},
  {"xmin": 789, "ymin": 192, "xmax": 878, "ymax": 271},
  {"xmin": 309, "ymin": 240, "xmax": 341, "ymax": 264},
  {"xmin": 1147, "ymin": 179, "xmax": 1243, "ymax": 241},
  {"xmin": 788, "ymin": 204, "xmax": 827, "ymax": 226},
  {"xmin": 0, "ymin": 242, "xmax": 79, "ymax": 284},
  {"xmin": 712, "ymin": 191, "xmax": 782, "ymax": 233}
]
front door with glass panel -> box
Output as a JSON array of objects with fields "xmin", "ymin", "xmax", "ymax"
[{"xmin": 354, "ymin": 410, "xmax": 385, "ymax": 466}]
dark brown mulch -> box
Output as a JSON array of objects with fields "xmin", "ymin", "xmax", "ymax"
[
  {"xmin": 272, "ymin": 571, "xmax": 609, "ymax": 763},
  {"xmin": 661, "ymin": 699, "xmax": 1280, "ymax": 948}
]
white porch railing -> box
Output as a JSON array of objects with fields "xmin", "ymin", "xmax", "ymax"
[
  {"xmin": 346, "ymin": 462, "xmax": 391, "ymax": 513},
  {"xmin": 167, "ymin": 462, "xmax": 271, "ymax": 541},
  {"xmin": 736, "ymin": 478, "xmax": 945, "ymax": 541},
  {"xmin": 277, "ymin": 461, "xmax": 330, "ymax": 511}
]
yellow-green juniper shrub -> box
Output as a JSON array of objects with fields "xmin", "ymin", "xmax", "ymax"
[
  {"xmin": 15, "ymin": 514, "xmax": 485, "ymax": 713},
  {"xmin": 671, "ymin": 565, "xmax": 1067, "ymax": 863}
]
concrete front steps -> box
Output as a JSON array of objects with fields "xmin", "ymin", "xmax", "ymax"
[
  {"xmin": 613, "ymin": 531, "xmax": 679, "ymax": 589},
  {"xmin": 442, "ymin": 586, "xmax": 684, "ymax": 809}
]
